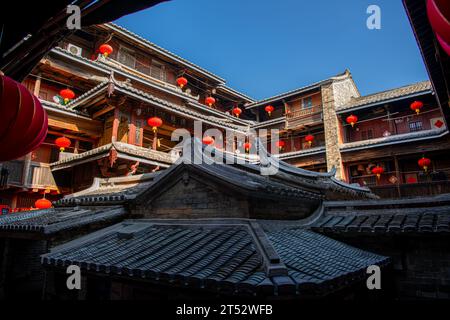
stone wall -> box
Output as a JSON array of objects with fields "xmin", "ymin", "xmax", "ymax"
[{"xmin": 321, "ymin": 71, "xmax": 360, "ymax": 180}]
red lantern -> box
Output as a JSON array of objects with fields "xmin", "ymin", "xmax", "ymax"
[
  {"xmin": 265, "ymin": 105, "xmax": 274, "ymax": 116},
  {"xmin": 147, "ymin": 117, "xmax": 163, "ymax": 132},
  {"xmin": 176, "ymin": 77, "xmax": 188, "ymax": 88},
  {"xmin": 305, "ymin": 134, "xmax": 314, "ymax": 146},
  {"xmin": 410, "ymin": 101, "xmax": 424, "ymax": 115},
  {"xmin": 372, "ymin": 166, "xmax": 384, "ymax": 179},
  {"xmin": 276, "ymin": 140, "xmax": 285, "ymax": 151},
  {"xmin": 0, "ymin": 75, "xmax": 48, "ymax": 162},
  {"xmin": 60, "ymin": 88, "xmax": 75, "ymax": 104},
  {"xmin": 55, "ymin": 137, "xmax": 71, "ymax": 152},
  {"xmin": 244, "ymin": 142, "xmax": 252, "ymax": 153},
  {"xmin": 346, "ymin": 115, "xmax": 358, "ymax": 127},
  {"xmin": 205, "ymin": 96, "xmax": 216, "ymax": 107},
  {"xmin": 202, "ymin": 136, "xmax": 215, "ymax": 145},
  {"xmin": 427, "ymin": 0, "xmax": 450, "ymax": 46},
  {"xmin": 35, "ymin": 198, "xmax": 52, "ymax": 209},
  {"xmin": 99, "ymin": 44, "xmax": 113, "ymax": 57},
  {"xmin": 418, "ymin": 157, "xmax": 431, "ymax": 172},
  {"xmin": 233, "ymin": 107, "xmax": 243, "ymax": 117}
]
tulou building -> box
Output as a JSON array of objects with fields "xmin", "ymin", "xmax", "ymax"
[
  {"xmin": 1, "ymin": 23, "xmax": 449, "ymax": 211},
  {"xmin": 1, "ymin": 0, "xmax": 450, "ymax": 301}
]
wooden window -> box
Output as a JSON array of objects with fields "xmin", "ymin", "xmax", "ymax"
[
  {"xmin": 118, "ymin": 47, "xmax": 136, "ymax": 68},
  {"xmin": 135, "ymin": 54, "xmax": 151, "ymax": 75},
  {"xmin": 302, "ymin": 97, "xmax": 313, "ymax": 109},
  {"xmin": 150, "ymin": 61, "xmax": 165, "ymax": 81},
  {"xmin": 409, "ymin": 121, "xmax": 423, "ymax": 132}
]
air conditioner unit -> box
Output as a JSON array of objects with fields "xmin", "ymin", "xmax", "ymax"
[{"xmin": 67, "ymin": 44, "xmax": 83, "ymax": 57}]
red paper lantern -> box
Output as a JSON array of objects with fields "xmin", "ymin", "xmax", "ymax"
[
  {"xmin": 305, "ymin": 134, "xmax": 315, "ymax": 146},
  {"xmin": 99, "ymin": 44, "xmax": 113, "ymax": 57},
  {"xmin": 233, "ymin": 107, "xmax": 243, "ymax": 117},
  {"xmin": 205, "ymin": 96, "xmax": 216, "ymax": 107},
  {"xmin": 176, "ymin": 77, "xmax": 188, "ymax": 88},
  {"xmin": 202, "ymin": 136, "xmax": 215, "ymax": 145},
  {"xmin": 372, "ymin": 166, "xmax": 384, "ymax": 179},
  {"xmin": 265, "ymin": 105, "xmax": 274, "ymax": 116},
  {"xmin": 427, "ymin": 0, "xmax": 450, "ymax": 46},
  {"xmin": 60, "ymin": 88, "xmax": 75, "ymax": 104},
  {"xmin": 276, "ymin": 140, "xmax": 285, "ymax": 151},
  {"xmin": 147, "ymin": 117, "xmax": 163, "ymax": 132},
  {"xmin": 410, "ymin": 101, "xmax": 424, "ymax": 115},
  {"xmin": 0, "ymin": 75, "xmax": 48, "ymax": 162},
  {"xmin": 55, "ymin": 137, "xmax": 71, "ymax": 152},
  {"xmin": 243, "ymin": 142, "xmax": 252, "ymax": 153},
  {"xmin": 34, "ymin": 198, "xmax": 52, "ymax": 209},
  {"xmin": 346, "ymin": 115, "xmax": 358, "ymax": 127},
  {"xmin": 418, "ymin": 157, "xmax": 431, "ymax": 172}
]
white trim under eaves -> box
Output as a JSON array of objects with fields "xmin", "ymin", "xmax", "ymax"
[{"xmin": 339, "ymin": 129, "xmax": 449, "ymax": 152}]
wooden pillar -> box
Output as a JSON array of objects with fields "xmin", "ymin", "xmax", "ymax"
[
  {"xmin": 394, "ymin": 155, "xmax": 402, "ymax": 198},
  {"xmin": 73, "ymin": 140, "xmax": 80, "ymax": 154},
  {"xmin": 33, "ymin": 73, "xmax": 41, "ymax": 96},
  {"xmin": 112, "ymin": 108, "xmax": 120, "ymax": 142},
  {"xmin": 129, "ymin": 112, "xmax": 136, "ymax": 145}
]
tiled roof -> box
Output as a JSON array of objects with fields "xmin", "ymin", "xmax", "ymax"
[
  {"xmin": 337, "ymin": 81, "xmax": 432, "ymax": 113},
  {"xmin": 55, "ymin": 173, "xmax": 161, "ymax": 207},
  {"xmin": 50, "ymin": 141, "xmax": 174, "ymax": 171},
  {"xmin": 0, "ymin": 206, "xmax": 126, "ymax": 235},
  {"xmin": 275, "ymin": 146, "xmax": 326, "ymax": 160},
  {"xmin": 51, "ymin": 48, "xmax": 250, "ymax": 128},
  {"xmin": 340, "ymin": 127, "xmax": 448, "ymax": 151},
  {"xmin": 41, "ymin": 219, "xmax": 388, "ymax": 297},
  {"xmin": 106, "ymin": 23, "xmax": 226, "ymax": 83},
  {"xmin": 114, "ymin": 82, "xmax": 248, "ymax": 131},
  {"xmin": 312, "ymin": 195, "xmax": 450, "ymax": 234}
]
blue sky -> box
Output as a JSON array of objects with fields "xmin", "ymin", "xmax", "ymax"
[{"xmin": 115, "ymin": 0, "xmax": 428, "ymax": 100}]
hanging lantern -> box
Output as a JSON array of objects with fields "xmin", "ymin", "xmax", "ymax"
[
  {"xmin": 205, "ymin": 96, "xmax": 216, "ymax": 107},
  {"xmin": 418, "ymin": 157, "xmax": 431, "ymax": 172},
  {"xmin": 59, "ymin": 88, "xmax": 75, "ymax": 104},
  {"xmin": 372, "ymin": 166, "xmax": 384, "ymax": 179},
  {"xmin": 265, "ymin": 105, "xmax": 274, "ymax": 117},
  {"xmin": 99, "ymin": 44, "xmax": 113, "ymax": 57},
  {"xmin": 305, "ymin": 134, "xmax": 315, "ymax": 146},
  {"xmin": 346, "ymin": 115, "xmax": 358, "ymax": 127},
  {"xmin": 147, "ymin": 117, "xmax": 163, "ymax": 133},
  {"xmin": 176, "ymin": 77, "xmax": 188, "ymax": 88},
  {"xmin": 410, "ymin": 101, "xmax": 424, "ymax": 115},
  {"xmin": 202, "ymin": 136, "xmax": 215, "ymax": 145},
  {"xmin": 244, "ymin": 142, "xmax": 252, "ymax": 153},
  {"xmin": 34, "ymin": 198, "xmax": 52, "ymax": 209},
  {"xmin": 0, "ymin": 75, "xmax": 48, "ymax": 162},
  {"xmin": 55, "ymin": 137, "xmax": 71, "ymax": 152},
  {"xmin": 233, "ymin": 107, "xmax": 243, "ymax": 118},
  {"xmin": 427, "ymin": 0, "xmax": 450, "ymax": 48},
  {"xmin": 276, "ymin": 140, "xmax": 285, "ymax": 151}
]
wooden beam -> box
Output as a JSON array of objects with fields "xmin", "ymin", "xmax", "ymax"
[
  {"xmin": 93, "ymin": 105, "xmax": 115, "ymax": 119},
  {"xmin": 48, "ymin": 130, "xmax": 97, "ymax": 143}
]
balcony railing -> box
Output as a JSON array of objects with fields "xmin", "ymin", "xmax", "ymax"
[
  {"xmin": 285, "ymin": 105, "xmax": 323, "ymax": 130},
  {"xmin": 0, "ymin": 160, "xmax": 57, "ymax": 190},
  {"xmin": 350, "ymin": 169, "xmax": 450, "ymax": 198},
  {"xmin": 27, "ymin": 162, "xmax": 57, "ymax": 189}
]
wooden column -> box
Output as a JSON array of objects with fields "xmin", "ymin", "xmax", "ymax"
[
  {"xmin": 33, "ymin": 73, "xmax": 41, "ymax": 96},
  {"xmin": 394, "ymin": 155, "xmax": 402, "ymax": 198},
  {"xmin": 112, "ymin": 108, "xmax": 120, "ymax": 142}
]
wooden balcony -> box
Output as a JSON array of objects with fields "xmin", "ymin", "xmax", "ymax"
[
  {"xmin": 285, "ymin": 105, "xmax": 323, "ymax": 130},
  {"xmin": 350, "ymin": 169, "xmax": 450, "ymax": 198},
  {"xmin": 1, "ymin": 160, "xmax": 58, "ymax": 190}
]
